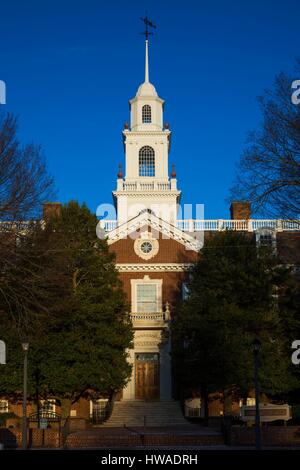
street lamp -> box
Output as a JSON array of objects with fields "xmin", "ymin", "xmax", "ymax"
[
  {"xmin": 251, "ymin": 338, "xmax": 261, "ymax": 450},
  {"xmin": 21, "ymin": 342, "xmax": 29, "ymax": 450}
]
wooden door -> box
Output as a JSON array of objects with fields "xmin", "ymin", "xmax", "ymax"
[{"xmin": 135, "ymin": 353, "xmax": 159, "ymax": 400}]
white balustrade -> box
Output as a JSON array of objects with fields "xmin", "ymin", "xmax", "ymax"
[
  {"xmin": 2, "ymin": 217, "xmax": 299, "ymax": 237},
  {"xmin": 131, "ymin": 312, "xmax": 166, "ymax": 321},
  {"xmin": 97, "ymin": 219, "xmax": 300, "ymax": 233},
  {"xmin": 120, "ymin": 181, "xmax": 171, "ymax": 191},
  {"xmin": 0, "ymin": 221, "xmax": 38, "ymax": 232},
  {"xmin": 176, "ymin": 219, "xmax": 300, "ymax": 232},
  {"xmin": 100, "ymin": 220, "xmax": 118, "ymax": 231}
]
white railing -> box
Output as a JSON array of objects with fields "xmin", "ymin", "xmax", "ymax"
[
  {"xmin": 0, "ymin": 221, "xmax": 39, "ymax": 232},
  {"xmin": 123, "ymin": 182, "xmax": 137, "ymax": 191},
  {"xmin": 100, "ymin": 220, "xmax": 118, "ymax": 231},
  {"xmin": 157, "ymin": 183, "xmax": 171, "ymax": 191},
  {"xmin": 282, "ymin": 220, "xmax": 300, "ymax": 230},
  {"xmin": 122, "ymin": 181, "xmax": 171, "ymax": 191},
  {"xmin": 101, "ymin": 219, "xmax": 300, "ymax": 232},
  {"xmin": 131, "ymin": 312, "xmax": 166, "ymax": 322},
  {"xmin": 177, "ymin": 219, "xmax": 300, "ymax": 232}
]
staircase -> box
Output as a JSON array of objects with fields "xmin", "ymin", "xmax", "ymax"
[
  {"xmin": 65, "ymin": 400, "xmax": 225, "ymax": 448},
  {"xmin": 102, "ymin": 400, "xmax": 190, "ymax": 427}
]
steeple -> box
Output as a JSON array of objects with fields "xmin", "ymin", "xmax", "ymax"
[
  {"xmin": 136, "ymin": 38, "xmax": 158, "ymax": 98},
  {"xmin": 145, "ymin": 39, "xmax": 149, "ymax": 83},
  {"xmin": 130, "ymin": 33, "xmax": 163, "ymax": 131},
  {"xmin": 113, "ymin": 17, "xmax": 181, "ymax": 224}
]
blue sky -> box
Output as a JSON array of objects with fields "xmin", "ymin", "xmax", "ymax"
[{"xmin": 1, "ymin": 0, "xmax": 299, "ymax": 218}]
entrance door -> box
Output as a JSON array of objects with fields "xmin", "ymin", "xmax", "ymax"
[{"xmin": 135, "ymin": 353, "xmax": 160, "ymax": 400}]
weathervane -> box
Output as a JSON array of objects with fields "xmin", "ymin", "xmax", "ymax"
[{"xmin": 140, "ymin": 14, "xmax": 156, "ymax": 40}]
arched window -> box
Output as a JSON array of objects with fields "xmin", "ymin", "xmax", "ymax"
[
  {"xmin": 142, "ymin": 104, "xmax": 152, "ymax": 123},
  {"xmin": 139, "ymin": 146, "xmax": 155, "ymax": 177}
]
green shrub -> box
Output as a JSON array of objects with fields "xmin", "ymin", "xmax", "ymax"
[
  {"xmin": 292, "ymin": 404, "xmax": 300, "ymax": 420},
  {"xmin": 0, "ymin": 412, "xmax": 18, "ymax": 427}
]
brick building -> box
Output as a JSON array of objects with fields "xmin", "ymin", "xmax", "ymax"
[
  {"xmin": 1, "ymin": 37, "xmax": 300, "ymax": 426},
  {"xmin": 97, "ymin": 38, "xmax": 300, "ymax": 422}
]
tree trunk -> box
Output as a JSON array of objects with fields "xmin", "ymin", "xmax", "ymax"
[
  {"xmin": 223, "ymin": 388, "xmax": 232, "ymax": 416},
  {"xmin": 61, "ymin": 399, "xmax": 71, "ymax": 423}
]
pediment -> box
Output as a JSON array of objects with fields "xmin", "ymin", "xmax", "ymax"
[{"xmin": 105, "ymin": 212, "xmax": 202, "ymax": 253}]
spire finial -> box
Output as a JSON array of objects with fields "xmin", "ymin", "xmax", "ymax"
[
  {"xmin": 140, "ymin": 14, "xmax": 156, "ymax": 83},
  {"xmin": 171, "ymin": 163, "xmax": 176, "ymax": 178},
  {"xmin": 117, "ymin": 163, "xmax": 123, "ymax": 179}
]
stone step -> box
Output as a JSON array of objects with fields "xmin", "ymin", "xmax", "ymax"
[{"xmin": 102, "ymin": 400, "xmax": 190, "ymax": 427}]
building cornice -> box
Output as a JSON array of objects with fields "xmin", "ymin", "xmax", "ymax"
[
  {"xmin": 129, "ymin": 96, "xmax": 165, "ymax": 105},
  {"xmin": 116, "ymin": 263, "xmax": 192, "ymax": 272},
  {"xmin": 123, "ymin": 130, "xmax": 171, "ymax": 137},
  {"xmin": 112, "ymin": 191, "xmax": 181, "ymax": 198}
]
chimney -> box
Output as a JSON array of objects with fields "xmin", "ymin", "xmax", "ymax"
[
  {"xmin": 43, "ymin": 202, "xmax": 62, "ymax": 221},
  {"xmin": 230, "ymin": 201, "xmax": 251, "ymax": 220}
]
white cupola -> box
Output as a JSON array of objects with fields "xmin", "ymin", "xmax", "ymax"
[{"xmin": 113, "ymin": 37, "xmax": 181, "ymax": 225}]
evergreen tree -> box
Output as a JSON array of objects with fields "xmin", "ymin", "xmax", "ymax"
[
  {"xmin": 172, "ymin": 231, "xmax": 298, "ymax": 414},
  {"xmin": 0, "ymin": 201, "xmax": 133, "ymax": 407}
]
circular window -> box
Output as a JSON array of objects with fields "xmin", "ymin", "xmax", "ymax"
[
  {"xmin": 141, "ymin": 241, "xmax": 153, "ymax": 254},
  {"xmin": 134, "ymin": 236, "xmax": 159, "ymax": 260}
]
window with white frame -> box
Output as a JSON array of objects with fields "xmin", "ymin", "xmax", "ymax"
[
  {"xmin": 139, "ymin": 146, "xmax": 155, "ymax": 177},
  {"xmin": 239, "ymin": 397, "xmax": 256, "ymax": 407},
  {"xmin": 0, "ymin": 400, "xmax": 9, "ymax": 413},
  {"xmin": 131, "ymin": 277, "xmax": 162, "ymax": 314},
  {"xmin": 90, "ymin": 399, "xmax": 108, "ymax": 424},
  {"xmin": 40, "ymin": 399, "xmax": 56, "ymax": 413},
  {"xmin": 137, "ymin": 284, "xmax": 157, "ymax": 313},
  {"xmin": 142, "ymin": 104, "xmax": 152, "ymax": 123},
  {"xmin": 259, "ymin": 234, "xmax": 273, "ymax": 246},
  {"xmin": 255, "ymin": 227, "xmax": 276, "ymax": 252}
]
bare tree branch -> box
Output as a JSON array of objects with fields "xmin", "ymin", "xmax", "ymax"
[
  {"xmin": 0, "ymin": 113, "xmax": 55, "ymax": 221},
  {"xmin": 230, "ymin": 62, "xmax": 300, "ymax": 220}
]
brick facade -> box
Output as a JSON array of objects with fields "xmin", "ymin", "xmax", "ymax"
[
  {"xmin": 111, "ymin": 226, "xmax": 197, "ymax": 264},
  {"xmin": 231, "ymin": 426, "xmax": 300, "ymax": 447},
  {"xmin": 2, "ymin": 211, "xmax": 300, "ymax": 422},
  {"xmin": 119, "ymin": 271, "xmax": 187, "ymax": 311},
  {"xmin": 0, "ymin": 428, "xmax": 61, "ymax": 449},
  {"xmin": 109, "ymin": 224, "xmax": 197, "ymax": 312},
  {"xmin": 6, "ymin": 397, "xmax": 90, "ymax": 421},
  {"xmin": 277, "ymin": 231, "xmax": 300, "ymax": 264}
]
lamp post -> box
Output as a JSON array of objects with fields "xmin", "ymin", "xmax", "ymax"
[
  {"xmin": 21, "ymin": 342, "xmax": 29, "ymax": 450},
  {"xmin": 251, "ymin": 338, "xmax": 261, "ymax": 450}
]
